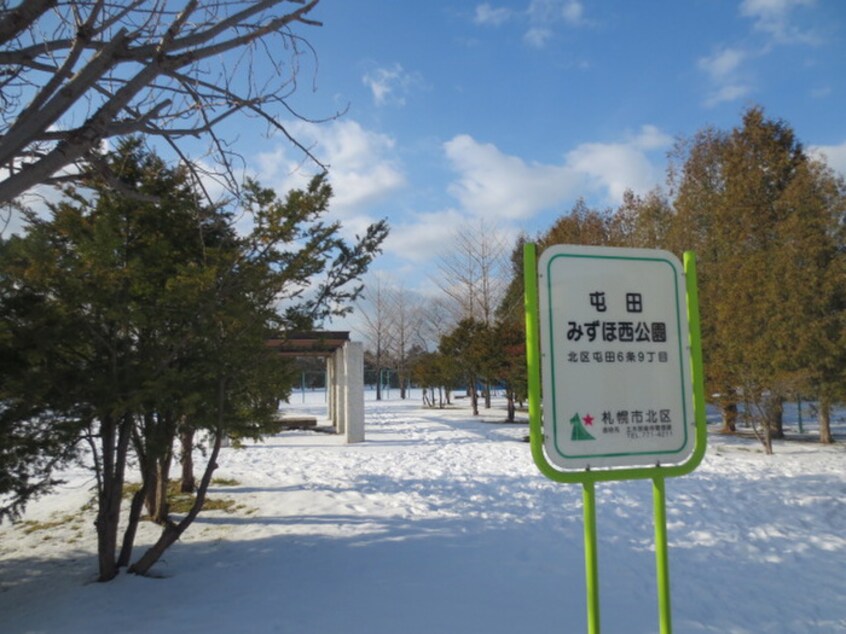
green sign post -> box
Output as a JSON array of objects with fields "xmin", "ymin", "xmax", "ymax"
[{"xmin": 523, "ymin": 243, "xmax": 707, "ymax": 634}]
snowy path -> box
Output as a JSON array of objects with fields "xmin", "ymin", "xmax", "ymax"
[{"xmin": 1, "ymin": 396, "xmax": 845, "ymax": 633}]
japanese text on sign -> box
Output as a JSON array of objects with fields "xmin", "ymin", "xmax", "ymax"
[{"xmin": 537, "ymin": 245, "xmax": 695, "ymax": 470}]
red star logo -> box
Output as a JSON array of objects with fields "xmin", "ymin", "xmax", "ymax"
[{"xmin": 583, "ymin": 413, "xmax": 594, "ymax": 426}]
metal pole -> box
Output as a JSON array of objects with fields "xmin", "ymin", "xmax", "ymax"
[
  {"xmin": 523, "ymin": 247, "xmax": 707, "ymax": 634},
  {"xmin": 653, "ymin": 475, "xmax": 672, "ymax": 634},
  {"xmin": 583, "ymin": 480, "xmax": 601, "ymax": 634}
]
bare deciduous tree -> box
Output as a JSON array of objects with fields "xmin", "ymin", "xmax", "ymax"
[
  {"xmin": 388, "ymin": 285, "xmax": 423, "ymax": 399},
  {"xmin": 0, "ymin": 0, "xmax": 328, "ymax": 205},
  {"xmin": 417, "ymin": 294, "xmax": 454, "ymax": 355},
  {"xmin": 356, "ymin": 273, "xmax": 395, "ymax": 401},
  {"xmin": 433, "ymin": 220, "xmax": 509, "ymax": 408},
  {"xmin": 434, "ymin": 219, "xmax": 510, "ymax": 325}
]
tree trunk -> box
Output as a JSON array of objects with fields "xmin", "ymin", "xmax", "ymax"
[
  {"xmin": 136, "ymin": 412, "xmax": 156, "ymax": 517},
  {"xmin": 180, "ymin": 428, "xmax": 196, "ymax": 492},
  {"xmin": 764, "ymin": 395, "xmax": 784, "ymax": 440},
  {"xmin": 470, "ymin": 380, "xmax": 479, "ymax": 416},
  {"xmin": 130, "ymin": 428, "xmax": 221, "ymax": 575},
  {"xmin": 819, "ymin": 395, "xmax": 834, "ymax": 444},
  {"xmin": 95, "ymin": 415, "xmax": 119, "ymax": 582},
  {"xmin": 151, "ymin": 449, "xmax": 172, "ymax": 525},
  {"xmin": 96, "ymin": 413, "xmax": 133, "ymax": 582},
  {"xmin": 130, "ymin": 379, "xmax": 226, "ymax": 576},
  {"xmin": 720, "ymin": 402, "xmax": 737, "ymax": 434},
  {"xmin": 140, "ymin": 412, "xmax": 175, "ymax": 524},
  {"xmin": 763, "ymin": 422, "xmax": 773, "ymax": 455},
  {"xmin": 117, "ymin": 482, "xmax": 148, "ymax": 568},
  {"xmin": 751, "ymin": 411, "xmax": 774, "ymax": 455},
  {"xmin": 505, "ymin": 390, "xmax": 516, "ymax": 423},
  {"xmin": 484, "ymin": 380, "xmax": 492, "ymax": 409}
]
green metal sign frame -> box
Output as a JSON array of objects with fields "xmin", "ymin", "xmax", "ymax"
[
  {"xmin": 537, "ymin": 246, "xmax": 696, "ymax": 470},
  {"xmin": 524, "ymin": 242, "xmax": 707, "ymax": 481},
  {"xmin": 523, "ymin": 243, "xmax": 707, "ymax": 634}
]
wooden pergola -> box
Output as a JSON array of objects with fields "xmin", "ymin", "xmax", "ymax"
[
  {"xmin": 267, "ymin": 331, "xmax": 364, "ymax": 443},
  {"xmin": 266, "ymin": 331, "xmax": 351, "ymax": 358}
]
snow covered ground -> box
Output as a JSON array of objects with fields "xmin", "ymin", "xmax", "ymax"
[{"xmin": 1, "ymin": 391, "xmax": 845, "ymax": 633}]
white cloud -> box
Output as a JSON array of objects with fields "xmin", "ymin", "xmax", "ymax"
[
  {"xmin": 561, "ymin": 0, "xmax": 584, "ymax": 23},
  {"xmin": 697, "ymin": 1, "xmax": 819, "ymax": 108},
  {"xmin": 810, "ymin": 85, "xmax": 831, "ymax": 99},
  {"xmin": 0, "ymin": 183, "xmax": 60, "ymax": 237},
  {"xmin": 385, "ymin": 209, "xmax": 468, "ymax": 263},
  {"xmin": 474, "ymin": 3, "xmax": 513, "ymax": 26},
  {"xmin": 740, "ymin": 0, "xmax": 819, "ymax": 44},
  {"xmin": 697, "ymin": 45, "xmax": 754, "ymax": 107},
  {"xmin": 528, "ymin": 0, "xmax": 584, "ymax": 25},
  {"xmin": 363, "ymin": 126, "xmax": 672, "ymax": 273},
  {"xmin": 444, "ymin": 135, "xmax": 580, "ymax": 220},
  {"xmin": 704, "ymin": 83, "xmax": 753, "ymax": 107},
  {"xmin": 524, "ymin": 27, "xmax": 553, "ymax": 48},
  {"xmin": 443, "ymin": 125, "xmax": 670, "ymax": 219},
  {"xmin": 253, "ymin": 119, "xmax": 405, "ymax": 229},
  {"xmin": 524, "ymin": 1, "xmax": 586, "ymax": 47},
  {"xmin": 472, "ymin": 0, "xmax": 586, "ymax": 49},
  {"xmin": 566, "ymin": 136, "xmax": 666, "ymax": 204},
  {"xmin": 380, "ymin": 126, "xmax": 670, "ymax": 272},
  {"xmin": 632, "ymin": 125, "xmax": 673, "ymax": 151},
  {"xmin": 698, "ymin": 47, "xmax": 747, "ymax": 81},
  {"xmin": 362, "ymin": 63, "xmax": 421, "ymax": 107},
  {"xmin": 0, "ymin": 155, "xmax": 99, "ymax": 237},
  {"xmin": 810, "ymin": 140, "xmax": 846, "ymax": 177}
]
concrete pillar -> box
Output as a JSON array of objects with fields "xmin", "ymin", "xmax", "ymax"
[
  {"xmin": 326, "ymin": 355, "xmax": 335, "ymax": 427},
  {"xmin": 334, "ymin": 347, "xmax": 346, "ymax": 435},
  {"xmin": 343, "ymin": 341, "xmax": 365, "ymax": 443}
]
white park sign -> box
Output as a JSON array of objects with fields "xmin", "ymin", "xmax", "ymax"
[{"xmin": 537, "ymin": 244, "xmax": 695, "ymax": 470}]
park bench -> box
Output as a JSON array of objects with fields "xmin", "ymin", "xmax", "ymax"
[{"xmin": 276, "ymin": 415, "xmax": 318, "ymax": 430}]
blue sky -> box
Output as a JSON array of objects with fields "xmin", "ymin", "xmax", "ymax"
[
  {"xmin": 11, "ymin": 1, "xmax": 844, "ymax": 313},
  {"xmin": 244, "ymin": 0, "xmax": 846, "ymax": 301}
]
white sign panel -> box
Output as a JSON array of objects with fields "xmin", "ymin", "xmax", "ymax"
[{"xmin": 538, "ymin": 245, "xmax": 695, "ymax": 470}]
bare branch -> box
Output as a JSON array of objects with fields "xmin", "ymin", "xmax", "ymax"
[
  {"xmin": 160, "ymin": 1, "xmax": 322, "ymax": 66},
  {"xmin": 0, "ymin": 0, "xmax": 55, "ymax": 47},
  {"xmin": 0, "ymin": 28, "xmax": 132, "ymax": 168},
  {"xmin": 13, "ymin": 2, "xmax": 104, "ymax": 124},
  {"xmin": 0, "ymin": 0, "xmax": 328, "ymax": 205},
  {"xmin": 155, "ymin": 1, "xmax": 199, "ymax": 56}
]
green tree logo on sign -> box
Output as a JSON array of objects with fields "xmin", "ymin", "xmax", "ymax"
[{"xmin": 570, "ymin": 413, "xmax": 596, "ymax": 441}]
